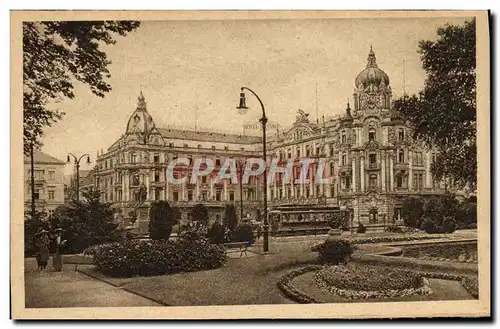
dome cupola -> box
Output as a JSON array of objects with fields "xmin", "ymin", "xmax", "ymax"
[
  {"xmin": 355, "ymin": 46, "xmax": 390, "ymax": 89},
  {"xmin": 125, "ymin": 91, "xmax": 156, "ymax": 142}
]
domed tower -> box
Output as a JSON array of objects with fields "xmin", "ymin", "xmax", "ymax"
[
  {"xmin": 353, "ymin": 46, "xmax": 392, "ymax": 113},
  {"xmin": 125, "ymin": 91, "xmax": 157, "ymax": 144}
]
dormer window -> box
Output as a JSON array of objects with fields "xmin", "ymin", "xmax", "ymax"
[{"xmin": 130, "ymin": 153, "xmax": 136, "ymax": 164}]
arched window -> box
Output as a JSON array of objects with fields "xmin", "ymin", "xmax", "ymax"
[
  {"xmin": 130, "ymin": 152, "xmax": 136, "ymax": 164},
  {"xmin": 369, "ymin": 174, "xmax": 377, "ymax": 188},
  {"xmin": 368, "ymin": 128, "xmax": 376, "ymax": 142},
  {"xmin": 398, "ymin": 149, "xmax": 405, "ymax": 164},
  {"xmin": 341, "ymin": 130, "xmax": 346, "ymax": 143},
  {"xmin": 342, "ymin": 153, "xmax": 347, "ymax": 166}
]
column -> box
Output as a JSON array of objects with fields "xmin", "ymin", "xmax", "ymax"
[
  {"xmin": 360, "ymin": 154, "xmax": 365, "ymax": 192},
  {"xmin": 196, "ymin": 176, "xmax": 200, "ymax": 200},
  {"xmin": 145, "ymin": 174, "xmax": 150, "ymax": 200},
  {"xmin": 224, "ymin": 180, "xmax": 228, "ymax": 200},
  {"xmin": 165, "ymin": 171, "xmax": 169, "ymax": 201},
  {"xmin": 408, "ymin": 150, "xmax": 413, "ymax": 190},
  {"xmin": 381, "ymin": 152, "xmax": 386, "ymax": 191},
  {"xmin": 425, "ymin": 152, "xmax": 432, "ymax": 188},
  {"xmin": 389, "ymin": 155, "xmax": 394, "ymax": 191},
  {"xmin": 273, "ymin": 179, "xmax": 277, "ymax": 199},
  {"xmin": 352, "ymin": 157, "xmax": 357, "ymax": 192},
  {"xmin": 123, "ymin": 171, "xmax": 128, "ymax": 201},
  {"xmin": 121, "ymin": 171, "xmax": 125, "ymax": 201},
  {"xmin": 281, "ymin": 173, "xmax": 286, "ymax": 198}
]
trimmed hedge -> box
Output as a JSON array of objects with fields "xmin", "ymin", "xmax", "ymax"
[
  {"xmin": 93, "ymin": 235, "xmax": 227, "ymax": 277},
  {"xmin": 311, "ymin": 239, "xmax": 356, "ymax": 264}
]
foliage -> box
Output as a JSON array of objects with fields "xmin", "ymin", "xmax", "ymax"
[
  {"xmin": 327, "ymin": 211, "xmax": 346, "ymax": 229},
  {"xmin": 93, "ymin": 235, "xmax": 227, "ymax": 277},
  {"xmin": 401, "ymin": 197, "xmax": 425, "ymax": 228},
  {"xmin": 207, "ymin": 221, "xmax": 225, "ymax": 245},
  {"xmin": 421, "ymin": 218, "xmax": 440, "ymax": 234},
  {"xmin": 342, "ymin": 233, "xmax": 451, "ymax": 245},
  {"xmin": 24, "ymin": 210, "xmax": 49, "ymax": 256},
  {"xmin": 53, "ymin": 189, "xmax": 122, "ymax": 253},
  {"xmin": 402, "ymin": 242, "xmax": 477, "ymax": 262},
  {"xmin": 312, "ymin": 239, "xmax": 356, "ymax": 265},
  {"xmin": 191, "ymin": 203, "xmax": 209, "ymax": 226},
  {"xmin": 357, "ymin": 223, "xmax": 366, "ymax": 233},
  {"xmin": 393, "ymin": 19, "xmax": 476, "ymax": 191},
  {"xmin": 385, "ymin": 225, "xmax": 404, "ymax": 233},
  {"xmin": 23, "ymin": 21, "xmax": 140, "ymax": 154},
  {"xmin": 148, "ymin": 201, "xmax": 174, "ymax": 240},
  {"xmin": 226, "ymin": 224, "xmax": 255, "ymax": 245},
  {"xmin": 315, "ymin": 264, "xmax": 424, "ymax": 292},
  {"xmin": 455, "ymin": 201, "xmax": 477, "ymax": 229},
  {"xmin": 441, "ymin": 217, "xmax": 457, "ymax": 234},
  {"xmin": 222, "ymin": 204, "xmax": 238, "ymax": 231},
  {"xmin": 461, "ymin": 276, "xmax": 479, "ymax": 299}
]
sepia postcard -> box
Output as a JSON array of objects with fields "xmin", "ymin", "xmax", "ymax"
[{"xmin": 11, "ymin": 10, "xmax": 490, "ymax": 319}]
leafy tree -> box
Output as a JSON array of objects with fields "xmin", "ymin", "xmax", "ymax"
[
  {"xmin": 401, "ymin": 197, "xmax": 425, "ymax": 228},
  {"xmin": 24, "ymin": 209, "xmax": 48, "ymax": 256},
  {"xmin": 222, "ymin": 204, "xmax": 238, "ymax": 231},
  {"xmin": 23, "ymin": 21, "xmax": 140, "ymax": 154},
  {"xmin": 54, "ymin": 188, "xmax": 122, "ymax": 253},
  {"xmin": 207, "ymin": 221, "xmax": 225, "ymax": 245},
  {"xmin": 393, "ymin": 19, "xmax": 476, "ymax": 191},
  {"xmin": 192, "ymin": 203, "xmax": 209, "ymax": 227},
  {"xmin": 148, "ymin": 201, "xmax": 174, "ymax": 240}
]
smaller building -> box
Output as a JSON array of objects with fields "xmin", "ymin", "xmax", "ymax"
[{"xmin": 24, "ymin": 151, "xmax": 66, "ymax": 217}]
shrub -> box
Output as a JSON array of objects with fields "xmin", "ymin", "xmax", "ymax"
[
  {"xmin": 401, "ymin": 197, "xmax": 424, "ymax": 228},
  {"xmin": 222, "ymin": 204, "xmax": 238, "ymax": 231},
  {"xmin": 226, "ymin": 224, "xmax": 255, "ymax": 245},
  {"xmin": 421, "ymin": 218, "xmax": 440, "ymax": 234},
  {"xmin": 93, "ymin": 235, "xmax": 227, "ymax": 277},
  {"xmin": 207, "ymin": 221, "xmax": 225, "ymax": 245},
  {"xmin": 385, "ymin": 225, "xmax": 404, "ymax": 233},
  {"xmin": 148, "ymin": 201, "xmax": 174, "ymax": 240},
  {"xmin": 441, "ymin": 217, "xmax": 457, "ymax": 233},
  {"xmin": 327, "ymin": 212, "xmax": 346, "ymax": 229},
  {"xmin": 455, "ymin": 202, "xmax": 477, "ymax": 229},
  {"xmin": 357, "ymin": 223, "xmax": 366, "ymax": 233},
  {"xmin": 313, "ymin": 239, "xmax": 356, "ymax": 264},
  {"xmin": 192, "ymin": 203, "xmax": 209, "ymax": 227}
]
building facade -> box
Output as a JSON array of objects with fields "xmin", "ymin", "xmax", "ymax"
[
  {"xmin": 24, "ymin": 151, "xmax": 66, "ymax": 217},
  {"xmin": 95, "ymin": 48, "xmax": 460, "ymax": 233}
]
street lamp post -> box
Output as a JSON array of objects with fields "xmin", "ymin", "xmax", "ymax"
[
  {"xmin": 236, "ymin": 159, "xmax": 245, "ymax": 223},
  {"xmin": 67, "ymin": 153, "xmax": 90, "ymax": 202},
  {"xmin": 236, "ymin": 87, "xmax": 269, "ymax": 253}
]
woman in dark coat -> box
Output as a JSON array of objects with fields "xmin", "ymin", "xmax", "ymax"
[
  {"xmin": 36, "ymin": 230, "xmax": 50, "ymax": 271},
  {"xmin": 52, "ymin": 228, "xmax": 65, "ymax": 272}
]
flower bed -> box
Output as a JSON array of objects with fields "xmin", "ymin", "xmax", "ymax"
[
  {"xmin": 276, "ymin": 265, "xmax": 323, "ymax": 304},
  {"xmin": 345, "ymin": 233, "xmax": 453, "ymax": 245},
  {"xmin": 93, "ymin": 236, "xmax": 227, "ymax": 277},
  {"xmin": 461, "ymin": 276, "xmax": 479, "ymax": 298},
  {"xmin": 313, "ymin": 264, "xmax": 433, "ymax": 299},
  {"xmin": 402, "ymin": 242, "xmax": 477, "ymax": 263}
]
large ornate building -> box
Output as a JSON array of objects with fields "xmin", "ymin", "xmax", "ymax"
[{"xmin": 95, "ymin": 48, "xmax": 459, "ymax": 233}]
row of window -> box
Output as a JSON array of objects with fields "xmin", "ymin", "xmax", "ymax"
[
  {"xmin": 28, "ymin": 169, "xmax": 57, "ymax": 181},
  {"xmin": 29, "ymin": 189, "xmax": 56, "ymax": 200}
]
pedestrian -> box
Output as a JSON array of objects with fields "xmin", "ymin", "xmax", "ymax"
[
  {"xmin": 52, "ymin": 228, "xmax": 65, "ymax": 272},
  {"xmin": 36, "ymin": 230, "xmax": 50, "ymax": 271},
  {"xmin": 256, "ymin": 225, "xmax": 262, "ymax": 241}
]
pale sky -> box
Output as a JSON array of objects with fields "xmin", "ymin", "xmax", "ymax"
[{"xmin": 39, "ymin": 16, "xmax": 471, "ymax": 174}]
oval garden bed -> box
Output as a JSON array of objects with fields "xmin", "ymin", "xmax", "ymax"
[{"xmin": 313, "ymin": 264, "xmax": 433, "ymax": 299}]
